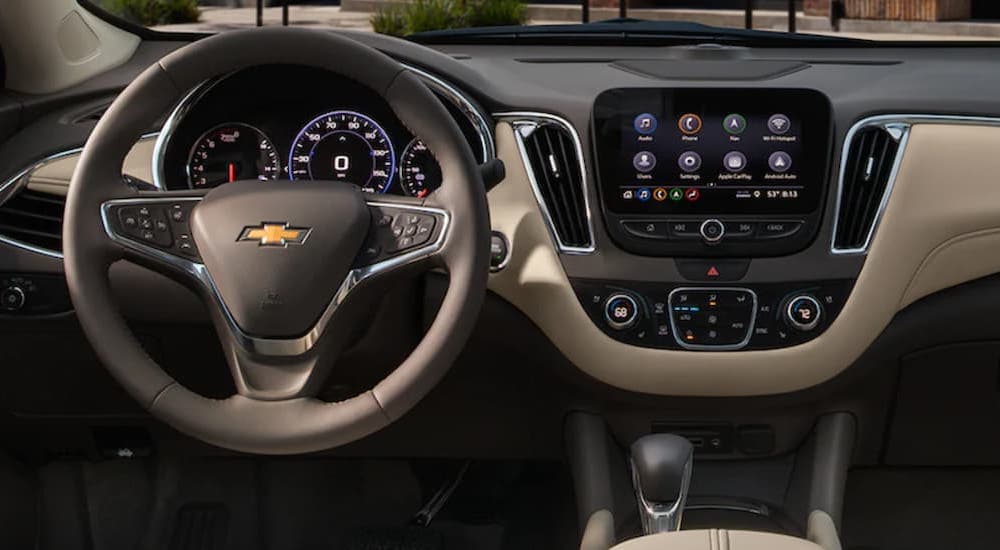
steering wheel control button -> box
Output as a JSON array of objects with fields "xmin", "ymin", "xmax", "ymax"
[
  {"xmin": 622, "ymin": 221, "xmax": 668, "ymax": 239},
  {"xmin": 604, "ymin": 294, "xmax": 641, "ymax": 331},
  {"xmin": 700, "ymin": 219, "xmax": 725, "ymax": 243},
  {"xmin": 786, "ymin": 295, "xmax": 822, "ymax": 331},
  {"xmin": 723, "ymin": 113, "xmax": 748, "ymax": 135},
  {"xmin": 170, "ymin": 204, "xmax": 186, "ymax": 222},
  {"xmin": 1, "ymin": 286, "xmax": 26, "ymax": 311},
  {"xmin": 668, "ymin": 288, "xmax": 756, "ymax": 350},
  {"xmin": 360, "ymin": 206, "xmax": 442, "ymax": 265},
  {"xmin": 678, "ymin": 114, "xmax": 703, "ymax": 135},
  {"xmin": 108, "ymin": 201, "xmax": 200, "ymax": 260},
  {"xmin": 759, "ymin": 221, "xmax": 803, "ymax": 239},
  {"xmin": 489, "ymin": 232, "xmax": 509, "ymax": 272},
  {"xmin": 674, "ymin": 259, "xmax": 751, "ymax": 282}
]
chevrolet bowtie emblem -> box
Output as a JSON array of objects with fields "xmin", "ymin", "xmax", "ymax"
[{"xmin": 238, "ymin": 223, "xmax": 311, "ymax": 247}]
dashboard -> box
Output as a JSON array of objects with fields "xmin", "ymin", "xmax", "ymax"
[
  {"xmin": 6, "ymin": 33, "xmax": 1000, "ymax": 404},
  {"xmin": 156, "ymin": 64, "xmax": 488, "ymax": 195}
]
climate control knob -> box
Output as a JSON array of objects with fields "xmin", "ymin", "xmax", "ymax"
[
  {"xmin": 785, "ymin": 295, "xmax": 822, "ymax": 332},
  {"xmin": 1, "ymin": 286, "xmax": 26, "ymax": 312},
  {"xmin": 604, "ymin": 293, "xmax": 640, "ymax": 331}
]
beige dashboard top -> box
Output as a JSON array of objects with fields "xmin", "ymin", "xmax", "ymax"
[{"xmin": 487, "ymin": 121, "xmax": 1000, "ymax": 396}]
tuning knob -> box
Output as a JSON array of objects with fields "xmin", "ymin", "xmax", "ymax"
[{"xmin": 604, "ymin": 293, "xmax": 640, "ymax": 331}]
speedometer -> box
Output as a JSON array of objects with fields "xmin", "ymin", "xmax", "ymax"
[{"xmin": 288, "ymin": 111, "xmax": 396, "ymax": 193}]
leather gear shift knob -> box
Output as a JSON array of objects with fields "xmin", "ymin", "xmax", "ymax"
[{"xmin": 630, "ymin": 434, "xmax": 694, "ymax": 534}]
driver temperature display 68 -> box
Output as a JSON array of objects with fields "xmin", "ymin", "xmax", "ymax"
[{"xmin": 288, "ymin": 110, "xmax": 396, "ymax": 193}]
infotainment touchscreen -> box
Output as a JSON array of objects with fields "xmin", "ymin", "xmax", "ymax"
[{"xmin": 593, "ymin": 89, "xmax": 831, "ymax": 216}]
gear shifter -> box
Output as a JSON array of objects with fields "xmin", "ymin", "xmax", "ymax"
[{"xmin": 630, "ymin": 434, "xmax": 694, "ymax": 535}]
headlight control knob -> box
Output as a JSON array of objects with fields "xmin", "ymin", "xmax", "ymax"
[{"xmin": 1, "ymin": 286, "xmax": 26, "ymax": 312}]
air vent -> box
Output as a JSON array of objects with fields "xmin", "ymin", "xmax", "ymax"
[
  {"xmin": 519, "ymin": 121, "xmax": 593, "ymax": 252},
  {"xmin": 0, "ymin": 188, "xmax": 66, "ymax": 253},
  {"xmin": 833, "ymin": 123, "xmax": 907, "ymax": 252}
]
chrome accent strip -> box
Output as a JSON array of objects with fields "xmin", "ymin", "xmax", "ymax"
[
  {"xmin": 667, "ymin": 287, "xmax": 758, "ymax": 352},
  {"xmin": 100, "ymin": 197, "xmax": 448, "ymax": 356},
  {"xmin": 494, "ymin": 111, "xmax": 596, "ymax": 255},
  {"xmin": 685, "ymin": 501, "xmax": 770, "ymax": 516},
  {"xmin": 152, "ymin": 65, "xmax": 496, "ymax": 191},
  {"xmin": 630, "ymin": 454, "xmax": 692, "ymax": 534},
  {"xmin": 831, "ymin": 114, "xmax": 1000, "ymax": 255},
  {"xmin": 0, "ymin": 133, "xmax": 159, "ymax": 259}
]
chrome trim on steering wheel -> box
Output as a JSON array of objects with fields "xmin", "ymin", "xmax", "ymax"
[{"xmin": 100, "ymin": 196, "xmax": 449, "ymax": 356}]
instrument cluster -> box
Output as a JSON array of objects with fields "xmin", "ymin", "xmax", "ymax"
[{"xmin": 159, "ymin": 65, "xmax": 485, "ymax": 196}]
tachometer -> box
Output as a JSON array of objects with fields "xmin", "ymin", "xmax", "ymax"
[
  {"xmin": 187, "ymin": 123, "xmax": 280, "ymax": 188},
  {"xmin": 399, "ymin": 138, "xmax": 442, "ymax": 198},
  {"xmin": 288, "ymin": 110, "xmax": 396, "ymax": 193}
]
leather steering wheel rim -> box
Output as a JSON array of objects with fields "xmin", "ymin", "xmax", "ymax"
[{"xmin": 63, "ymin": 28, "xmax": 490, "ymax": 454}]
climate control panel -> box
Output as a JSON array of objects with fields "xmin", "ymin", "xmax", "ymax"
[{"xmin": 574, "ymin": 279, "xmax": 853, "ymax": 351}]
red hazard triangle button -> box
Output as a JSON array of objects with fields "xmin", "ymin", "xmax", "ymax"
[{"xmin": 675, "ymin": 259, "xmax": 751, "ymax": 282}]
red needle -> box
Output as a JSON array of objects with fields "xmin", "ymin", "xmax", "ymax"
[{"xmin": 228, "ymin": 162, "xmax": 236, "ymax": 183}]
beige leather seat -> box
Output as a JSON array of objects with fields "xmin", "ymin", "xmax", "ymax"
[{"xmin": 612, "ymin": 529, "xmax": 823, "ymax": 550}]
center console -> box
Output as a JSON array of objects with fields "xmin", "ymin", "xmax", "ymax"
[
  {"xmin": 592, "ymin": 88, "xmax": 831, "ymax": 257},
  {"xmin": 577, "ymin": 88, "xmax": 842, "ymax": 351}
]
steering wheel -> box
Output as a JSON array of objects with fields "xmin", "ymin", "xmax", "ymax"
[{"xmin": 63, "ymin": 28, "xmax": 490, "ymax": 454}]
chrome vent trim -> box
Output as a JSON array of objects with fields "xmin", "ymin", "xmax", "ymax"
[
  {"xmin": 0, "ymin": 133, "xmax": 159, "ymax": 258},
  {"xmin": 831, "ymin": 114, "xmax": 1000, "ymax": 256},
  {"xmin": 0, "ymin": 148, "xmax": 82, "ymax": 259},
  {"xmin": 495, "ymin": 111, "xmax": 596, "ymax": 255}
]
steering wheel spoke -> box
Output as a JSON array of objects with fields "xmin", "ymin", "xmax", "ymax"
[
  {"xmin": 354, "ymin": 197, "xmax": 450, "ymax": 276},
  {"xmin": 101, "ymin": 194, "xmax": 206, "ymax": 278}
]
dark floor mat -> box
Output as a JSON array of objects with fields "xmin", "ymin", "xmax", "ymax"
[
  {"xmin": 844, "ymin": 468, "xmax": 1000, "ymax": 550},
  {"xmin": 168, "ymin": 504, "xmax": 229, "ymax": 550}
]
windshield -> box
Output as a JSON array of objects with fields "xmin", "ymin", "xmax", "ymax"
[{"xmin": 84, "ymin": 0, "xmax": 1000, "ymax": 43}]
